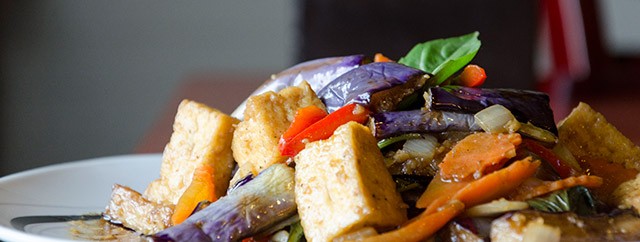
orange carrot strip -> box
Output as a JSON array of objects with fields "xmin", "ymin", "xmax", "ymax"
[
  {"xmin": 362, "ymin": 200, "xmax": 465, "ymax": 242},
  {"xmin": 171, "ymin": 165, "xmax": 217, "ymax": 225},
  {"xmin": 415, "ymin": 173, "xmax": 469, "ymax": 209},
  {"xmin": 418, "ymin": 157, "xmax": 540, "ymax": 214},
  {"xmin": 438, "ymin": 132, "xmax": 522, "ymax": 181},
  {"xmin": 452, "ymin": 157, "xmax": 541, "ymax": 208},
  {"xmin": 374, "ymin": 53, "xmax": 393, "ymax": 62},
  {"xmin": 509, "ymin": 175, "xmax": 603, "ymax": 201}
]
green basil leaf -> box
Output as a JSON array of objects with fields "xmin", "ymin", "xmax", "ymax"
[
  {"xmin": 398, "ymin": 32, "xmax": 481, "ymax": 86},
  {"xmin": 526, "ymin": 186, "xmax": 598, "ymax": 216}
]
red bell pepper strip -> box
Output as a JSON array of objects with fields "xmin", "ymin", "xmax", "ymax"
[
  {"xmin": 279, "ymin": 103, "xmax": 370, "ymax": 157},
  {"xmin": 374, "ymin": 53, "xmax": 393, "ymax": 62},
  {"xmin": 454, "ymin": 64, "xmax": 486, "ymax": 87},
  {"xmin": 280, "ymin": 105, "xmax": 327, "ymax": 143},
  {"xmin": 521, "ymin": 138, "xmax": 576, "ymax": 178}
]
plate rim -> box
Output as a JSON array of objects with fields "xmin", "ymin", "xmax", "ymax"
[{"xmin": 0, "ymin": 153, "xmax": 162, "ymax": 242}]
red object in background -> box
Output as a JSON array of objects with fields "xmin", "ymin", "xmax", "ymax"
[{"xmin": 535, "ymin": 0, "xmax": 590, "ymax": 120}]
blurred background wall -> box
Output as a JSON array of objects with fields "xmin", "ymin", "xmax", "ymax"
[
  {"xmin": 1, "ymin": 0, "xmax": 639, "ymax": 176},
  {"xmin": 0, "ymin": 1, "xmax": 296, "ymax": 175}
]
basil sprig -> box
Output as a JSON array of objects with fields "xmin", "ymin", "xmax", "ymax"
[{"xmin": 399, "ymin": 32, "xmax": 481, "ymax": 86}]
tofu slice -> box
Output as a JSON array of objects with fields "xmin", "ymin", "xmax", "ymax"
[
  {"xmin": 558, "ymin": 102, "xmax": 640, "ymax": 211},
  {"xmin": 294, "ymin": 122, "xmax": 407, "ymax": 242},
  {"xmin": 145, "ymin": 99, "xmax": 239, "ymax": 205},
  {"xmin": 104, "ymin": 184, "xmax": 174, "ymax": 235},
  {"xmin": 613, "ymin": 173, "xmax": 640, "ymax": 212},
  {"xmin": 558, "ymin": 102, "xmax": 640, "ymax": 171},
  {"xmin": 231, "ymin": 81, "xmax": 325, "ymax": 182}
]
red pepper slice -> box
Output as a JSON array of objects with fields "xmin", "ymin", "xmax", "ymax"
[
  {"xmin": 280, "ymin": 105, "xmax": 327, "ymax": 143},
  {"xmin": 521, "ymin": 139, "xmax": 576, "ymax": 178},
  {"xmin": 455, "ymin": 64, "xmax": 486, "ymax": 87},
  {"xmin": 279, "ymin": 103, "xmax": 370, "ymax": 157}
]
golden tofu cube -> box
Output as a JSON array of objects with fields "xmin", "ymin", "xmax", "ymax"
[
  {"xmin": 145, "ymin": 99, "xmax": 239, "ymax": 205},
  {"xmin": 231, "ymin": 81, "xmax": 325, "ymax": 179},
  {"xmin": 558, "ymin": 102, "xmax": 640, "ymax": 171},
  {"xmin": 104, "ymin": 184, "xmax": 174, "ymax": 235},
  {"xmin": 294, "ymin": 122, "xmax": 407, "ymax": 242}
]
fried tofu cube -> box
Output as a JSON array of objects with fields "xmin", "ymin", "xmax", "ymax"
[
  {"xmin": 231, "ymin": 81, "xmax": 325, "ymax": 179},
  {"xmin": 613, "ymin": 173, "xmax": 640, "ymax": 213},
  {"xmin": 104, "ymin": 184, "xmax": 174, "ymax": 235},
  {"xmin": 294, "ymin": 122, "xmax": 407, "ymax": 242},
  {"xmin": 144, "ymin": 99, "xmax": 239, "ymax": 205},
  {"xmin": 558, "ymin": 102, "xmax": 640, "ymax": 210},
  {"xmin": 558, "ymin": 102, "xmax": 640, "ymax": 171}
]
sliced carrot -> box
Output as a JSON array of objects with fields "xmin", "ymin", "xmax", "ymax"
[
  {"xmin": 374, "ymin": 53, "xmax": 393, "ymax": 62},
  {"xmin": 418, "ymin": 157, "xmax": 540, "ymax": 214},
  {"xmin": 279, "ymin": 105, "xmax": 327, "ymax": 143},
  {"xmin": 452, "ymin": 157, "xmax": 541, "ymax": 207},
  {"xmin": 415, "ymin": 173, "xmax": 470, "ymax": 210},
  {"xmin": 509, "ymin": 175, "xmax": 603, "ymax": 201},
  {"xmin": 171, "ymin": 165, "xmax": 217, "ymax": 225},
  {"xmin": 438, "ymin": 132, "xmax": 522, "ymax": 181},
  {"xmin": 362, "ymin": 200, "xmax": 465, "ymax": 242}
]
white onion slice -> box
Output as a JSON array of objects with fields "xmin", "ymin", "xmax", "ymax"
[
  {"xmin": 465, "ymin": 198, "xmax": 529, "ymax": 217},
  {"xmin": 474, "ymin": 104, "xmax": 520, "ymax": 133},
  {"xmin": 401, "ymin": 134, "xmax": 438, "ymax": 160}
]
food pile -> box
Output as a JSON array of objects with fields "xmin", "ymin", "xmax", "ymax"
[{"xmin": 102, "ymin": 32, "xmax": 640, "ymax": 242}]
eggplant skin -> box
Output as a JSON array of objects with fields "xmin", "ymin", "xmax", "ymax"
[
  {"xmin": 370, "ymin": 109, "xmax": 482, "ymax": 139},
  {"xmin": 427, "ymin": 86, "xmax": 557, "ymax": 134},
  {"xmin": 231, "ymin": 55, "xmax": 364, "ymax": 119},
  {"xmin": 153, "ymin": 164, "xmax": 297, "ymax": 242},
  {"xmin": 318, "ymin": 62, "xmax": 428, "ymax": 113},
  {"xmin": 271, "ymin": 55, "xmax": 365, "ymax": 93}
]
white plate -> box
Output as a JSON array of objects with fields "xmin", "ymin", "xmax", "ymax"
[{"xmin": 0, "ymin": 154, "xmax": 161, "ymax": 242}]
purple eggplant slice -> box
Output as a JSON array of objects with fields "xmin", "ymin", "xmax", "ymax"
[
  {"xmin": 231, "ymin": 55, "xmax": 365, "ymax": 119},
  {"xmin": 369, "ymin": 109, "xmax": 481, "ymax": 139},
  {"xmin": 318, "ymin": 62, "xmax": 429, "ymax": 113},
  {"xmin": 426, "ymin": 86, "xmax": 557, "ymax": 134},
  {"xmin": 154, "ymin": 164, "xmax": 296, "ymax": 242}
]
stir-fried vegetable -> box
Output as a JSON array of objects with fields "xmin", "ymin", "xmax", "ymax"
[
  {"xmin": 154, "ymin": 164, "xmax": 297, "ymax": 242},
  {"xmin": 438, "ymin": 132, "xmax": 522, "ymax": 181},
  {"xmin": 171, "ymin": 165, "xmax": 218, "ymax": 225},
  {"xmin": 279, "ymin": 103, "xmax": 370, "ymax": 157},
  {"xmin": 418, "ymin": 157, "xmax": 541, "ymax": 214},
  {"xmin": 452, "ymin": 64, "xmax": 487, "ymax": 87},
  {"xmin": 521, "ymin": 138, "xmax": 578, "ymax": 178},
  {"xmin": 398, "ymin": 31, "xmax": 481, "ymax": 86},
  {"xmin": 473, "ymin": 104, "xmax": 520, "ymax": 134},
  {"xmin": 369, "ymin": 109, "xmax": 481, "ymax": 139},
  {"xmin": 231, "ymin": 55, "xmax": 364, "ymax": 119},
  {"xmin": 510, "ymin": 175, "xmax": 603, "ymax": 201},
  {"xmin": 318, "ymin": 62, "xmax": 429, "ymax": 113},
  {"xmin": 425, "ymin": 86, "xmax": 557, "ymax": 134},
  {"xmin": 526, "ymin": 186, "xmax": 599, "ymax": 216},
  {"xmin": 278, "ymin": 105, "xmax": 327, "ymax": 146},
  {"xmin": 362, "ymin": 200, "xmax": 466, "ymax": 242}
]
